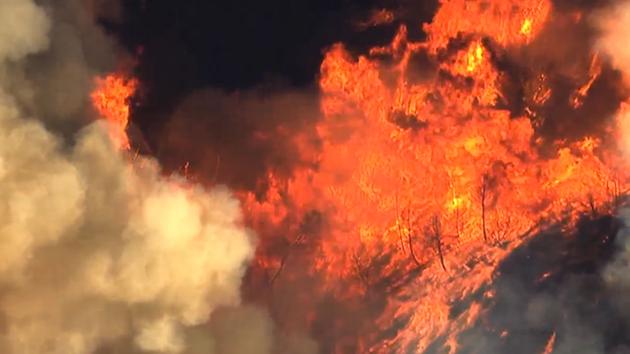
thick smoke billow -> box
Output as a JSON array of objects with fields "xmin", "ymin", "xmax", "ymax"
[
  {"xmin": 6, "ymin": 0, "xmax": 120, "ymax": 130},
  {"xmin": 597, "ymin": 0, "xmax": 630, "ymax": 302},
  {"xmin": 605, "ymin": 208, "xmax": 630, "ymax": 294},
  {"xmin": 0, "ymin": 116, "xmax": 254, "ymax": 353},
  {"xmin": 594, "ymin": 0, "xmax": 630, "ymax": 84},
  {"xmin": 593, "ymin": 0, "xmax": 630, "ymax": 157},
  {"xmin": 0, "ymin": 1, "xmax": 314, "ymax": 353}
]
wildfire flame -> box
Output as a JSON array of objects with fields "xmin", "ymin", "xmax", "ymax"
[
  {"xmin": 424, "ymin": 0, "xmax": 550, "ymax": 50},
  {"xmin": 542, "ymin": 332, "xmax": 557, "ymax": 354},
  {"xmin": 242, "ymin": 0, "xmax": 630, "ymax": 352},
  {"xmin": 521, "ymin": 18, "xmax": 533, "ymax": 36},
  {"xmin": 89, "ymin": 1, "xmax": 630, "ymax": 353},
  {"xmin": 91, "ymin": 73, "xmax": 138, "ymax": 149}
]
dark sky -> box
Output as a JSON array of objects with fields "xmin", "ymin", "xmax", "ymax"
[
  {"xmin": 110, "ymin": 0, "xmax": 436, "ymax": 88},
  {"xmin": 104, "ymin": 0, "xmax": 437, "ymax": 110}
]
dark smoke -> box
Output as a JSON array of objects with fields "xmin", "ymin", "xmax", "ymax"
[
  {"xmin": 423, "ymin": 214, "xmax": 625, "ymax": 354},
  {"xmin": 154, "ymin": 88, "xmax": 321, "ymax": 193},
  {"xmin": 498, "ymin": 4, "xmax": 628, "ymax": 147}
]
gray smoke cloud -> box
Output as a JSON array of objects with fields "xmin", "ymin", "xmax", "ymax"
[{"xmin": 0, "ymin": 1, "xmax": 317, "ymax": 353}]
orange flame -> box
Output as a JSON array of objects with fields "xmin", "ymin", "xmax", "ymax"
[
  {"xmin": 242, "ymin": 0, "xmax": 630, "ymax": 351},
  {"xmin": 84, "ymin": 1, "xmax": 630, "ymax": 352},
  {"xmin": 91, "ymin": 73, "xmax": 138, "ymax": 149},
  {"xmin": 466, "ymin": 42, "xmax": 484, "ymax": 73},
  {"xmin": 542, "ymin": 332, "xmax": 557, "ymax": 354},
  {"xmin": 521, "ymin": 18, "xmax": 533, "ymax": 36},
  {"xmin": 424, "ymin": 0, "xmax": 551, "ymax": 50}
]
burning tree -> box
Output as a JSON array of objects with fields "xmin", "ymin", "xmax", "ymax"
[{"xmin": 425, "ymin": 215, "xmax": 447, "ymax": 271}]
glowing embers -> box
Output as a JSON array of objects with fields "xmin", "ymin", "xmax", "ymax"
[
  {"xmin": 520, "ymin": 18, "xmax": 533, "ymax": 36},
  {"xmin": 91, "ymin": 73, "xmax": 138, "ymax": 150},
  {"xmin": 441, "ymin": 40, "xmax": 500, "ymax": 107},
  {"xmin": 542, "ymin": 332, "xmax": 557, "ymax": 354},
  {"xmin": 466, "ymin": 42, "xmax": 484, "ymax": 73}
]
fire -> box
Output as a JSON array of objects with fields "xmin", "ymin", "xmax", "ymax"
[
  {"xmin": 616, "ymin": 102, "xmax": 630, "ymax": 156},
  {"xmin": 84, "ymin": 1, "xmax": 630, "ymax": 353},
  {"xmin": 542, "ymin": 332, "xmax": 557, "ymax": 354},
  {"xmin": 521, "ymin": 18, "xmax": 533, "ymax": 36},
  {"xmin": 241, "ymin": 0, "xmax": 630, "ymax": 352},
  {"xmin": 424, "ymin": 0, "xmax": 551, "ymax": 50},
  {"xmin": 91, "ymin": 73, "xmax": 138, "ymax": 149},
  {"xmin": 465, "ymin": 42, "xmax": 485, "ymax": 73}
]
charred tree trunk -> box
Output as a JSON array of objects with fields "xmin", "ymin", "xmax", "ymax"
[
  {"xmin": 268, "ymin": 233, "xmax": 305, "ymax": 287},
  {"xmin": 609, "ymin": 177, "xmax": 623, "ymax": 210},
  {"xmin": 404, "ymin": 209, "xmax": 423, "ymax": 268},
  {"xmin": 480, "ymin": 175, "xmax": 488, "ymax": 243},
  {"xmin": 431, "ymin": 216, "xmax": 447, "ymax": 271}
]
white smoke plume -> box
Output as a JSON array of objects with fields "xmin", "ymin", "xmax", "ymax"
[{"xmin": 0, "ymin": 1, "xmax": 318, "ymax": 353}]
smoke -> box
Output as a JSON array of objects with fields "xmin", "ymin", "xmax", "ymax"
[
  {"xmin": 111, "ymin": 0, "xmax": 442, "ymax": 194},
  {"xmin": 593, "ymin": 0, "xmax": 630, "ymax": 84},
  {"xmin": 596, "ymin": 0, "xmax": 630, "ymax": 308},
  {"xmin": 0, "ymin": 0, "xmax": 49, "ymax": 61},
  {"xmin": 430, "ymin": 5, "xmax": 630, "ymax": 353},
  {"xmin": 3, "ymin": 0, "xmax": 121, "ymax": 131},
  {"xmin": 0, "ymin": 1, "xmax": 317, "ymax": 353},
  {"xmin": 604, "ymin": 208, "xmax": 630, "ymax": 330},
  {"xmin": 0, "ymin": 118, "xmax": 254, "ymax": 353},
  {"xmin": 155, "ymin": 88, "xmax": 320, "ymax": 194},
  {"xmin": 423, "ymin": 214, "xmax": 624, "ymax": 354},
  {"xmin": 596, "ymin": 0, "xmax": 630, "ymax": 313}
]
